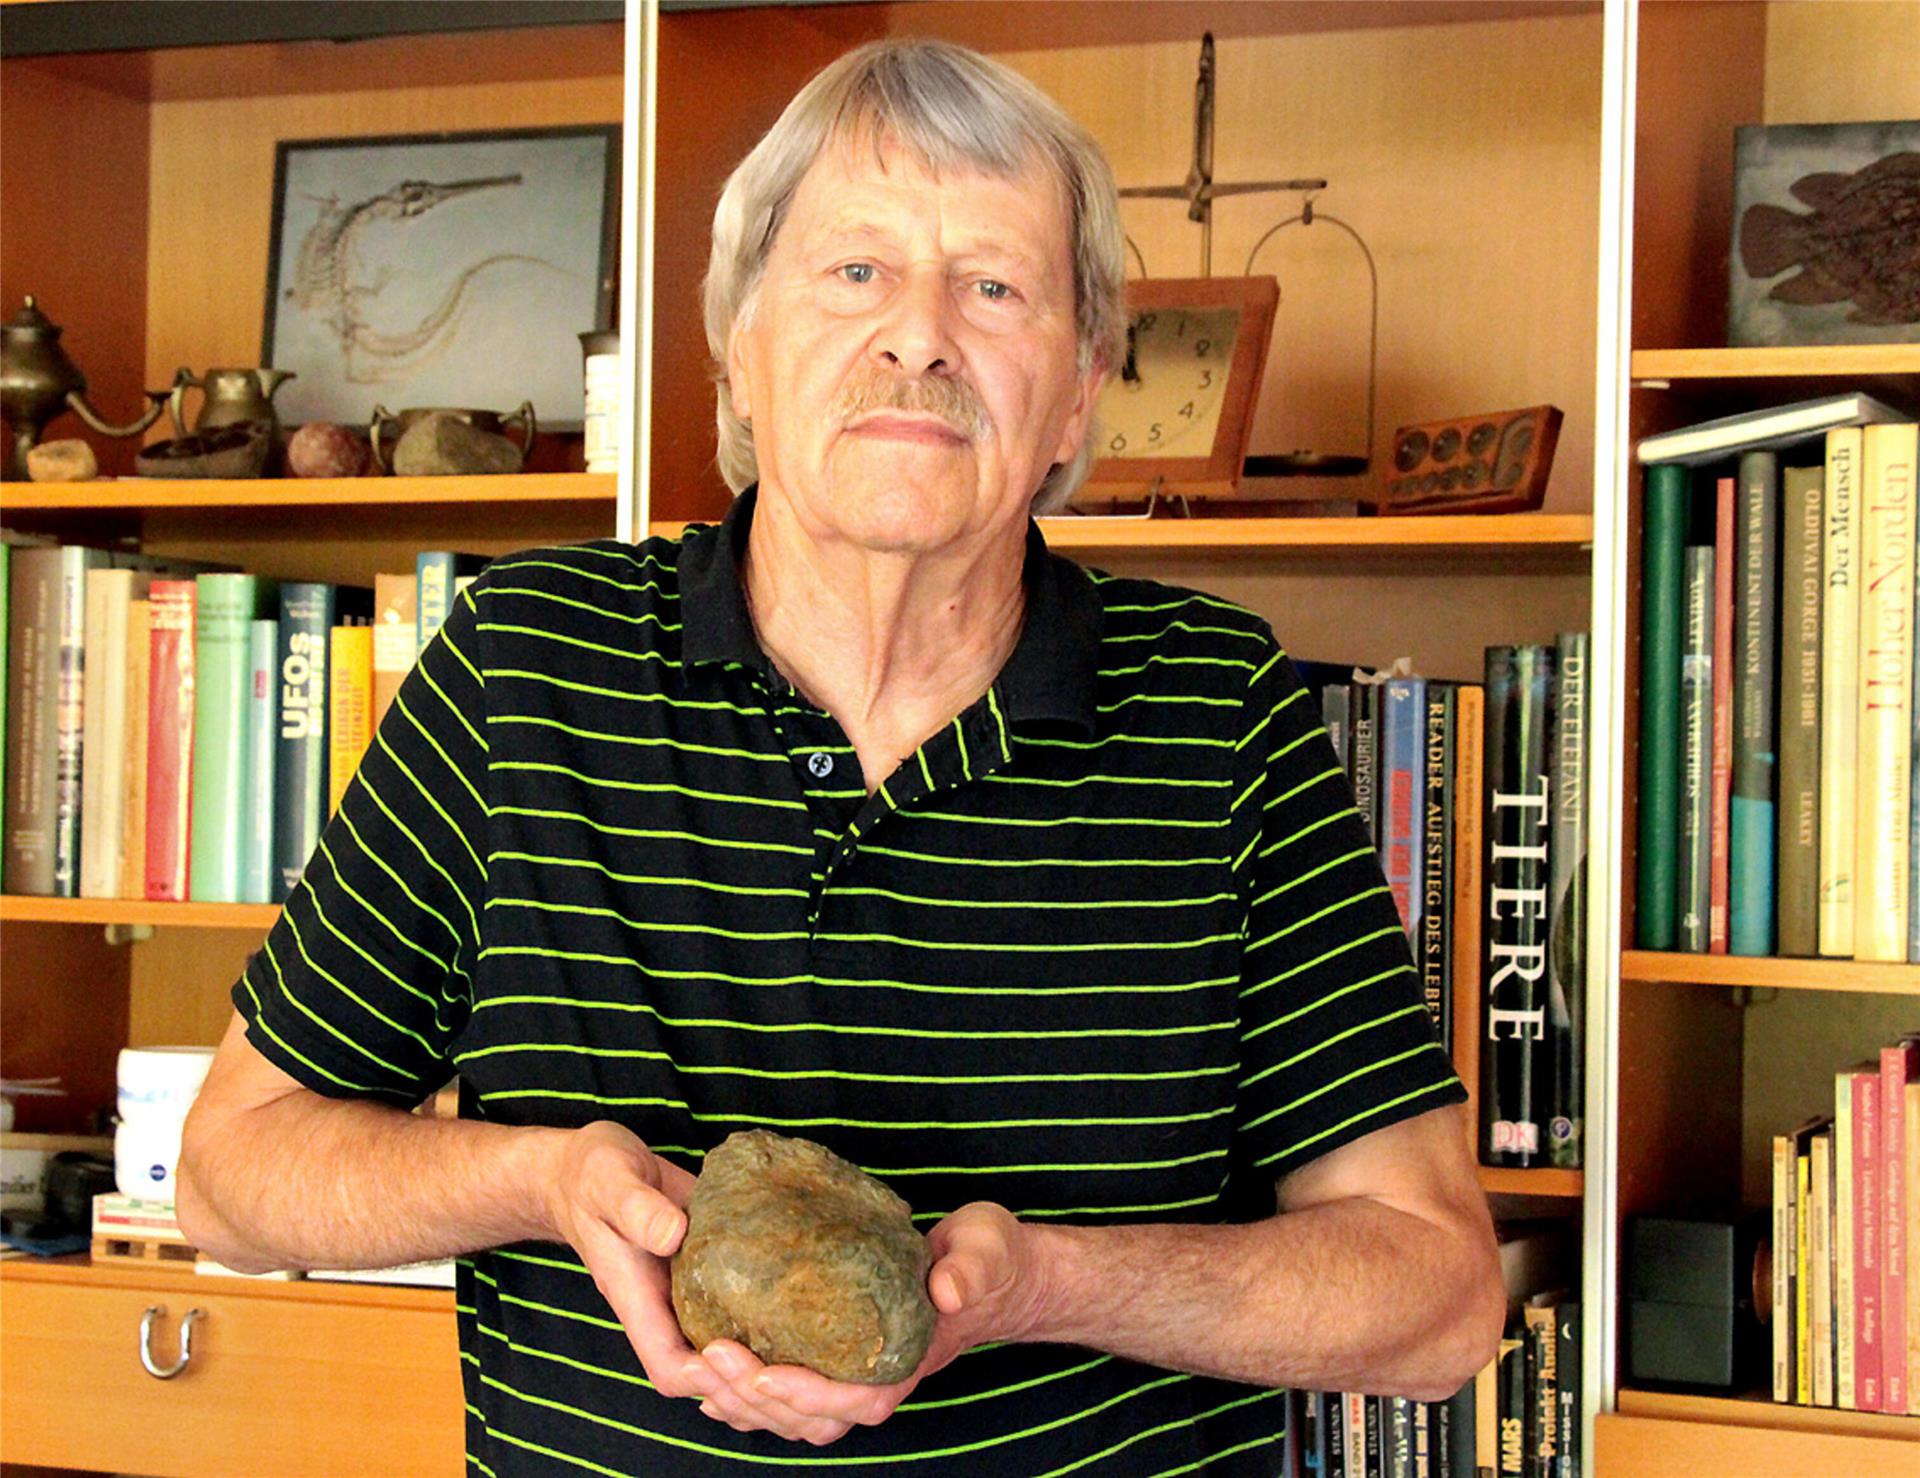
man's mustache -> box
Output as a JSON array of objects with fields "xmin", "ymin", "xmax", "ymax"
[{"xmin": 831, "ymin": 371, "xmax": 991, "ymax": 441}]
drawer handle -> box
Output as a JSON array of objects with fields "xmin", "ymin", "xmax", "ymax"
[{"xmin": 138, "ymin": 1304, "xmax": 205, "ymax": 1380}]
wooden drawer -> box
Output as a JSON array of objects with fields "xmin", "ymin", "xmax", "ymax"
[
  {"xmin": 1596, "ymin": 1410, "xmax": 1920, "ymax": 1478},
  {"xmin": 0, "ymin": 1261, "xmax": 462, "ymax": 1478}
]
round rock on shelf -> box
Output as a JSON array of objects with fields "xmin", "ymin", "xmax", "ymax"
[
  {"xmin": 26, "ymin": 438, "xmax": 98, "ymax": 482},
  {"xmin": 287, "ymin": 420, "xmax": 369, "ymax": 479},
  {"xmin": 391, "ymin": 412, "xmax": 524, "ymax": 476},
  {"xmin": 670, "ymin": 1130, "xmax": 935, "ymax": 1384}
]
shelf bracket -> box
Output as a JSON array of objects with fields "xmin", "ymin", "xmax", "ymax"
[{"xmin": 104, "ymin": 922, "xmax": 155, "ymax": 947}]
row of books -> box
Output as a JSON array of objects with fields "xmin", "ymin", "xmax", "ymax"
[
  {"xmin": 1287, "ymin": 1224, "xmax": 1579, "ymax": 1478},
  {"xmin": 1768, "ymin": 1034, "xmax": 1920, "ymax": 1414},
  {"xmin": 1636, "ymin": 403, "xmax": 1917, "ymax": 961},
  {"xmin": 1304, "ymin": 633, "xmax": 1589, "ymax": 1171},
  {"xmin": 0, "ymin": 542, "xmax": 484, "ymax": 902}
]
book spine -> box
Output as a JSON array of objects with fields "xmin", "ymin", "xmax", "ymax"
[
  {"xmin": 1323, "ymin": 685, "xmax": 1351, "ymax": 772},
  {"xmin": 1416, "ymin": 1399, "xmax": 1433, "ymax": 1478},
  {"xmin": 1777, "ymin": 464, "xmax": 1824, "ymax": 956},
  {"xmin": 1857, "ymin": 1070, "xmax": 1884, "ymax": 1410},
  {"xmin": 242, "ymin": 618, "xmax": 278, "ymax": 904},
  {"xmin": 1365, "ymin": 1393, "xmax": 1383, "ymax": 1478},
  {"xmin": 1420, "ymin": 686, "xmax": 1454, "ymax": 1051},
  {"xmin": 1883, "ymin": 1043, "xmax": 1918, "ymax": 1413},
  {"xmin": 1837, "ymin": 1072, "xmax": 1858, "ymax": 1407},
  {"xmin": 1797, "ymin": 1137, "xmax": 1813, "ymax": 1403},
  {"xmin": 1554, "ymin": 1303, "xmax": 1580, "ymax": 1478},
  {"xmin": 1348, "ymin": 1390, "xmax": 1368, "ymax": 1478},
  {"xmin": 144, "ymin": 580, "xmax": 196, "ymax": 902},
  {"xmin": 1483, "ymin": 646, "xmax": 1553, "ymax": 1167},
  {"xmin": 1389, "ymin": 1396, "xmax": 1413, "ymax": 1478},
  {"xmin": 1812, "ymin": 1130, "xmax": 1835, "ymax": 1407},
  {"xmin": 1678, "ymin": 549, "xmax": 1714, "ymax": 950},
  {"xmin": 119, "ymin": 599, "xmax": 151, "ymax": 901},
  {"xmin": 373, "ymin": 570, "xmax": 416, "ymax": 732},
  {"xmin": 1637, "ymin": 463, "xmax": 1688, "ymax": 949},
  {"xmin": 274, "ymin": 583, "xmax": 335, "ymax": 896},
  {"xmin": 1548, "ymin": 634, "xmax": 1588, "ymax": 1167},
  {"xmin": 1476, "ymin": 1351, "xmax": 1499, "ymax": 1478},
  {"xmin": 328, "ymin": 625, "xmax": 374, "ymax": 820},
  {"xmin": 3, "ymin": 547, "xmax": 60, "ymax": 895},
  {"xmin": 78, "ymin": 569, "xmax": 121, "ymax": 898},
  {"xmin": 188, "ymin": 574, "xmax": 264, "ymax": 903},
  {"xmin": 1384, "ymin": 677, "xmax": 1427, "ymax": 937},
  {"xmin": 1525, "ymin": 1304, "xmax": 1558, "ymax": 1478},
  {"xmin": 51, "ymin": 546, "xmax": 99, "ymax": 897},
  {"xmin": 1325, "ymin": 1390, "xmax": 1347, "ymax": 1478},
  {"xmin": 1730, "ymin": 450, "xmax": 1780, "ymax": 955},
  {"xmin": 1498, "ymin": 1334, "xmax": 1526, "ymax": 1477},
  {"xmin": 1856, "ymin": 423, "xmax": 1916, "ymax": 961},
  {"xmin": 1908, "ymin": 1078, "xmax": 1920, "ymax": 1414},
  {"xmin": 1451, "ymin": 686, "xmax": 1485, "ymax": 1095},
  {"xmin": 1352, "ymin": 682, "xmax": 1380, "ymax": 843},
  {"xmin": 1773, "ymin": 1132, "xmax": 1792, "ymax": 1401},
  {"xmin": 1820, "ymin": 428, "xmax": 1862, "ymax": 955},
  {"xmin": 1709, "ymin": 475, "xmax": 1737, "ymax": 953}
]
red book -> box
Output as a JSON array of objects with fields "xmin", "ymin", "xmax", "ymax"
[
  {"xmin": 1856, "ymin": 1068, "xmax": 1885, "ymax": 1410},
  {"xmin": 1885, "ymin": 1042, "xmax": 1920, "ymax": 1413},
  {"xmin": 1708, "ymin": 475, "xmax": 1736, "ymax": 953},
  {"xmin": 144, "ymin": 580, "xmax": 196, "ymax": 902}
]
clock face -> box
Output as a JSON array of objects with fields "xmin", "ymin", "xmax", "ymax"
[{"xmin": 1094, "ymin": 306, "xmax": 1241, "ymax": 460}]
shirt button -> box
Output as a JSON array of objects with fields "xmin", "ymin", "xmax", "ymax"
[{"xmin": 807, "ymin": 752, "xmax": 834, "ymax": 778}]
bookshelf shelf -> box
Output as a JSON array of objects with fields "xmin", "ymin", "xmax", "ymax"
[
  {"xmin": 1630, "ymin": 344, "xmax": 1920, "ymax": 382},
  {"xmin": 651, "ymin": 513, "xmax": 1596, "ymax": 557},
  {"xmin": 1477, "ymin": 1166, "xmax": 1582, "ymax": 1199},
  {"xmin": 0, "ymin": 895, "xmax": 279, "ymax": 930},
  {"xmin": 1614, "ymin": 1387, "xmax": 1920, "ymax": 1439},
  {"xmin": 1620, "ymin": 951, "xmax": 1920, "ymax": 996},
  {"xmin": 0, "ymin": 473, "xmax": 616, "ymax": 513}
]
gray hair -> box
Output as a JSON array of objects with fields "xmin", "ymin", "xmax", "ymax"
[{"xmin": 702, "ymin": 39, "xmax": 1126, "ymax": 514}]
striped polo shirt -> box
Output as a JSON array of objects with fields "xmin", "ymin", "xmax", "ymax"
[{"xmin": 235, "ymin": 486, "xmax": 1465, "ymax": 1477}]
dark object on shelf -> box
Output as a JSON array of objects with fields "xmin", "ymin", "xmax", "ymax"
[
  {"xmin": 0, "ymin": 294, "xmax": 167, "ymax": 479},
  {"xmin": 133, "ymin": 421, "xmax": 273, "ymax": 479},
  {"xmin": 372, "ymin": 404, "xmax": 535, "ymax": 475},
  {"xmin": 1374, "ymin": 406, "xmax": 1562, "ymax": 515},
  {"xmin": 1624, "ymin": 1212, "xmax": 1768, "ymax": 1392},
  {"xmin": 286, "ymin": 420, "xmax": 370, "ymax": 479},
  {"xmin": 1730, "ymin": 121, "xmax": 1920, "ymax": 347},
  {"xmin": 43, "ymin": 1150, "xmax": 117, "ymax": 1234},
  {"xmin": 670, "ymin": 1130, "xmax": 935, "ymax": 1384}
]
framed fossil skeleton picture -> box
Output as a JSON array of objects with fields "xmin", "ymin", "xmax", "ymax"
[{"xmin": 262, "ymin": 125, "xmax": 619, "ymax": 431}]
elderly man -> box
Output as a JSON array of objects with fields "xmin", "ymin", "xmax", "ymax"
[{"xmin": 179, "ymin": 38, "xmax": 1502, "ymax": 1477}]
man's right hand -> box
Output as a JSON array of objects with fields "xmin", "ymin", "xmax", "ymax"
[{"xmin": 542, "ymin": 1120, "xmax": 706, "ymax": 1399}]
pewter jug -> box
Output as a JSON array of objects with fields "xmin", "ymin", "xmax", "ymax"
[
  {"xmin": 169, "ymin": 367, "xmax": 295, "ymax": 437},
  {"xmin": 0, "ymin": 295, "xmax": 167, "ymax": 479}
]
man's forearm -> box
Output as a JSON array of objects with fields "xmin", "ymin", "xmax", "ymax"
[
  {"xmin": 1024, "ymin": 1197, "xmax": 1503, "ymax": 1401},
  {"xmin": 177, "ymin": 1093, "xmax": 568, "ymax": 1275}
]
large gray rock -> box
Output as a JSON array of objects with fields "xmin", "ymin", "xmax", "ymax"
[
  {"xmin": 391, "ymin": 412, "xmax": 523, "ymax": 476},
  {"xmin": 670, "ymin": 1130, "xmax": 935, "ymax": 1384}
]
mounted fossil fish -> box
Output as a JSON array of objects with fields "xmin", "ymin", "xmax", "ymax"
[
  {"xmin": 286, "ymin": 173, "xmax": 566, "ymax": 384},
  {"xmin": 1738, "ymin": 150, "xmax": 1920, "ymax": 327}
]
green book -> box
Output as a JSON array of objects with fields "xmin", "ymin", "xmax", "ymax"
[
  {"xmin": 1637, "ymin": 462, "xmax": 1690, "ymax": 949},
  {"xmin": 1730, "ymin": 449, "xmax": 1780, "ymax": 956},
  {"xmin": 189, "ymin": 573, "xmax": 276, "ymax": 902},
  {"xmin": 1777, "ymin": 463, "xmax": 1824, "ymax": 957}
]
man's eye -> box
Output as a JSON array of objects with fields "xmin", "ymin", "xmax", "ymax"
[
  {"xmin": 975, "ymin": 279, "xmax": 1013, "ymax": 302},
  {"xmin": 839, "ymin": 263, "xmax": 876, "ymax": 285}
]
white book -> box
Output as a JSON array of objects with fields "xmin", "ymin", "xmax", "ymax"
[
  {"xmin": 1819, "ymin": 427, "xmax": 1862, "ymax": 955},
  {"xmin": 1773, "ymin": 1133, "xmax": 1792, "ymax": 1401},
  {"xmin": 1837, "ymin": 1074, "xmax": 1858, "ymax": 1408},
  {"xmin": 1855, "ymin": 423, "xmax": 1916, "ymax": 962},
  {"xmin": 78, "ymin": 568, "xmax": 151, "ymax": 898},
  {"xmin": 1637, "ymin": 391, "xmax": 1909, "ymax": 467},
  {"xmin": 1811, "ymin": 1130, "xmax": 1835, "ymax": 1406}
]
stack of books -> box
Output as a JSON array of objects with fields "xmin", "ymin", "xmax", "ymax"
[
  {"xmin": 1, "ymin": 544, "xmax": 485, "ymax": 904},
  {"xmin": 1635, "ymin": 393, "xmax": 1917, "ymax": 960},
  {"xmin": 1306, "ymin": 631, "xmax": 1589, "ymax": 1171},
  {"xmin": 1767, "ymin": 1034, "xmax": 1920, "ymax": 1413}
]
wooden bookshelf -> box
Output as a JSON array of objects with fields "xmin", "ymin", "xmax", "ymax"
[
  {"xmin": 1621, "ymin": 952, "xmax": 1920, "ymax": 995},
  {"xmin": 1478, "ymin": 1166, "xmax": 1583, "ymax": 1199},
  {"xmin": 1630, "ymin": 345, "xmax": 1920, "ymax": 382},
  {"xmin": 1614, "ymin": 1387, "xmax": 1920, "ymax": 1439},
  {"xmin": 0, "ymin": 895, "xmax": 278, "ymax": 930},
  {"xmin": 0, "ymin": 473, "xmax": 616, "ymax": 513}
]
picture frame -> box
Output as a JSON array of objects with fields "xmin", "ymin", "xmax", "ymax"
[
  {"xmin": 1728, "ymin": 119, "xmax": 1920, "ymax": 348},
  {"xmin": 261, "ymin": 124, "xmax": 619, "ymax": 431}
]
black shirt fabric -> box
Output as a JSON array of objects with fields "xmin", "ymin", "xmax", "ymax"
[{"xmin": 235, "ymin": 486, "xmax": 1466, "ymax": 1476}]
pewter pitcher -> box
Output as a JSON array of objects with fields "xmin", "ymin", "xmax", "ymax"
[{"xmin": 168, "ymin": 367, "xmax": 295, "ymax": 437}]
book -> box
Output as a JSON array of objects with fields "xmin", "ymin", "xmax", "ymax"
[
  {"xmin": 1363, "ymin": 1392, "xmax": 1383, "ymax": 1478},
  {"xmin": 1419, "ymin": 685, "xmax": 1454, "ymax": 1053},
  {"xmin": 1820, "ymin": 427, "xmax": 1862, "ymax": 955},
  {"xmin": 242, "ymin": 618, "xmax": 278, "ymax": 904},
  {"xmin": 1554, "ymin": 1302, "xmax": 1580, "ymax": 1478},
  {"xmin": 1811, "ymin": 1127, "xmax": 1835, "ymax": 1407},
  {"xmin": 144, "ymin": 580, "xmax": 197, "ymax": 902},
  {"xmin": 119, "ymin": 598, "xmax": 151, "ymax": 901},
  {"xmin": 1772, "ymin": 1129, "xmax": 1793, "ymax": 1401},
  {"xmin": 1796, "ymin": 1119, "xmax": 1816, "ymax": 1404},
  {"xmin": 1883, "ymin": 1041, "xmax": 1918, "ymax": 1413},
  {"xmin": 1547, "ymin": 634, "xmax": 1587, "ymax": 1167},
  {"xmin": 1853, "ymin": 1064, "xmax": 1885, "ymax": 1410},
  {"xmin": 372, "ymin": 571, "xmax": 417, "ymax": 732},
  {"xmin": 1497, "ymin": 1333, "xmax": 1525, "ymax": 1477},
  {"xmin": 1636, "ymin": 463, "xmax": 1688, "ymax": 950},
  {"xmin": 1482, "ymin": 645, "xmax": 1554, "ymax": 1167},
  {"xmin": 1908, "ymin": 1075, "xmax": 1920, "ymax": 1415},
  {"xmin": 1710, "ymin": 475, "xmax": 1736, "ymax": 953},
  {"xmin": 1348, "ymin": 1390, "xmax": 1369, "ymax": 1478},
  {"xmin": 1324, "ymin": 1390, "xmax": 1347, "ymax": 1478},
  {"xmin": 78, "ymin": 567, "xmax": 152, "ymax": 898},
  {"xmin": 1323, "ymin": 681, "xmax": 1352, "ymax": 771},
  {"xmin": 1730, "ymin": 450, "xmax": 1780, "ymax": 956},
  {"xmin": 6, "ymin": 547, "xmax": 103, "ymax": 895},
  {"xmin": 1525, "ymin": 1299, "xmax": 1560, "ymax": 1478},
  {"xmin": 50, "ymin": 546, "xmax": 111, "ymax": 897},
  {"xmin": 1855, "ymin": 422, "xmax": 1916, "ymax": 961},
  {"xmin": 189, "ymin": 573, "xmax": 276, "ymax": 903},
  {"xmin": 1838, "ymin": 1066, "xmax": 1859, "ymax": 1408},
  {"xmin": 328, "ymin": 624, "xmax": 374, "ymax": 820},
  {"xmin": 1634, "ymin": 390, "xmax": 1910, "ymax": 466},
  {"xmin": 1678, "ymin": 547, "xmax": 1714, "ymax": 951},
  {"xmin": 273, "ymin": 583, "xmax": 371, "ymax": 896},
  {"xmin": 1451, "ymin": 685, "xmax": 1485, "ymax": 1092},
  {"xmin": 1475, "ymin": 1353, "xmax": 1499, "ymax": 1478},
  {"xmin": 1777, "ymin": 464, "xmax": 1824, "ymax": 955},
  {"xmin": 415, "ymin": 551, "xmax": 487, "ymax": 655},
  {"xmin": 1351, "ymin": 679, "xmax": 1381, "ymax": 842},
  {"xmin": 1383, "ymin": 676, "xmax": 1427, "ymax": 938},
  {"xmin": 1387, "ymin": 1396, "xmax": 1412, "ymax": 1478}
]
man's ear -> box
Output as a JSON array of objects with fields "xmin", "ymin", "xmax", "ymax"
[
  {"xmin": 725, "ymin": 318, "xmax": 754, "ymax": 425},
  {"xmin": 1051, "ymin": 361, "xmax": 1108, "ymax": 467}
]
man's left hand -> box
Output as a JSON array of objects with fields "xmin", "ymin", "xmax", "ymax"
[{"xmin": 688, "ymin": 1200, "xmax": 1053, "ymax": 1445}]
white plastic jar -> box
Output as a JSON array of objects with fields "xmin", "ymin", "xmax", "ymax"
[{"xmin": 114, "ymin": 1046, "xmax": 216, "ymax": 1201}]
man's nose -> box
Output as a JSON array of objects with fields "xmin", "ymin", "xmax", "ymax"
[{"xmin": 873, "ymin": 266, "xmax": 961, "ymax": 379}]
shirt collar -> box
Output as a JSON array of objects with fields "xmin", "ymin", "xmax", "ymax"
[{"xmin": 677, "ymin": 485, "xmax": 1100, "ymax": 736}]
